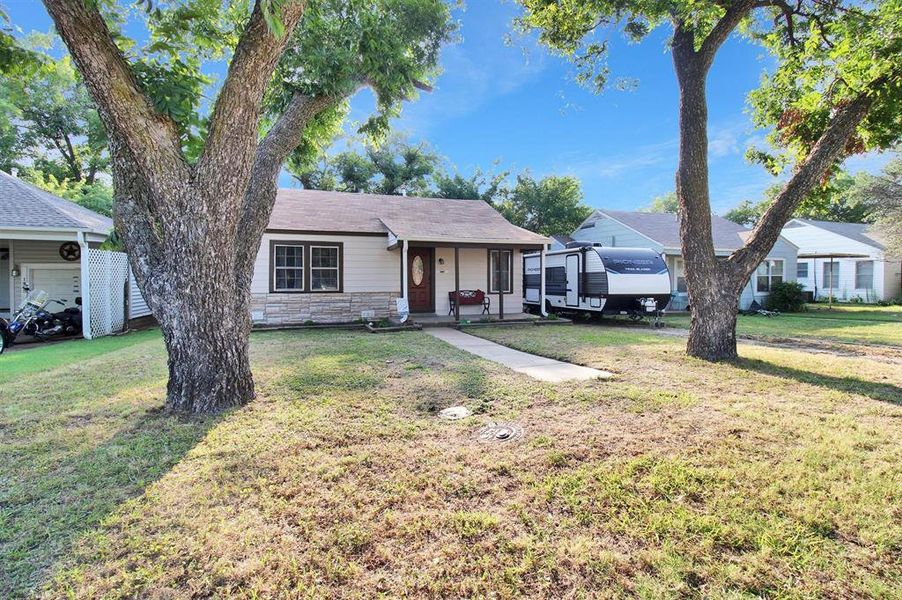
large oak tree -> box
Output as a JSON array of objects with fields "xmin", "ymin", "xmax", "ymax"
[
  {"xmin": 515, "ymin": 0, "xmax": 901, "ymax": 360},
  {"xmin": 40, "ymin": 0, "xmax": 454, "ymax": 412}
]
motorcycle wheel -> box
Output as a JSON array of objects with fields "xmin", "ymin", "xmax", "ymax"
[{"xmin": 0, "ymin": 334, "xmax": 5, "ymax": 355}]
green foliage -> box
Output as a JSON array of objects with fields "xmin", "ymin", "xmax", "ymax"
[
  {"xmin": 643, "ymin": 191, "xmax": 678, "ymax": 214},
  {"xmin": 766, "ymin": 281, "xmax": 807, "ymax": 312},
  {"xmin": 498, "ymin": 173, "xmax": 593, "ymax": 236},
  {"xmin": 724, "ymin": 170, "xmax": 877, "ymax": 226},
  {"xmin": 851, "ymin": 154, "xmax": 902, "ymax": 257},
  {"xmin": 22, "ymin": 170, "xmax": 114, "ymax": 217},
  {"xmin": 0, "ymin": 34, "xmax": 108, "ymax": 181},
  {"xmin": 433, "ymin": 166, "xmax": 508, "ymax": 204},
  {"xmin": 747, "ymin": 0, "xmax": 902, "ymax": 169},
  {"xmin": 0, "ymin": 6, "xmax": 41, "ymax": 76},
  {"xmin": 288, "ymin": 135, "xmax": 439, "ymax": 195}
]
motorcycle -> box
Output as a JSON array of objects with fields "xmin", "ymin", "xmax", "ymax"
[{"xmin": 0, "ymin": 285, "xmax": 82, "ymax": 354}]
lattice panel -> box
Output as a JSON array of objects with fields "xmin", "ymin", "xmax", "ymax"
[{"xmin": 87, "ymin": 249, "xmax": 130, "ymax": 338}]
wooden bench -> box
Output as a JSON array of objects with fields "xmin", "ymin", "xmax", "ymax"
[{"xmin": 448, "ymin": 289, "xmax": 490, "ymax": 315}]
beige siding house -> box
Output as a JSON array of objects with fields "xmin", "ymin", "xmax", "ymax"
[{"xmin": 250, "ymin": 189, "xmax": 548, "ymax": 324}]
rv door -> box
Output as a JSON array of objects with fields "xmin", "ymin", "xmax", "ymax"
[{"xmin": 565, "ymin": 254, "xmax": 579, "ymax": 307}]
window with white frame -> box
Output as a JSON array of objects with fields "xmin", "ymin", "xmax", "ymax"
[
  {"xmin": 822, "ymin": 262, "xmax": 840, "ymax": 288},
  {"xmin": 855, "ymin": 260, "xmax": 873, "ymax": 289},
  {"xmin": 755, "ymin": 259, "xmax": 784, "ymax": 293},
  {"xmin": 797, "ymin": 261, "xmax": 809, "ymax": 278},
  {"xmin": 488, "ymin": 249, "xmax": 513, "ymax": 293},
  {"xmin": 674, "ymin": 258, "xmax": 687, "ymax": 293},
  {"xmin": 310, "ymin": 245, "xmax": 340, "ymax": 291},
  {"xmin": 272, "ymin": 243, "xmax": 304, "ymax": 291}
]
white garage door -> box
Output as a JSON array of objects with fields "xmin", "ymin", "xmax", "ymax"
[{"xmin": 27, "ymin": 267, "xmax": 81, "ymax": 308}]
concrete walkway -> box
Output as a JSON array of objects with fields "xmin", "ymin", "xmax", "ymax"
[{"xmin": 426, "ymin": 328, "xmax": 612, "ymax": 383}]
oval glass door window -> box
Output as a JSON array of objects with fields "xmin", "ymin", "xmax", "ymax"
[{"xmin": 412, "ymin": 256, "xmax": 424, "ymax": 286}]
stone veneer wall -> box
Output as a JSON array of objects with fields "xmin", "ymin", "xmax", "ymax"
[{"xmin": 251, "ymin": 292, "xmax": 400, "ymax": 325}]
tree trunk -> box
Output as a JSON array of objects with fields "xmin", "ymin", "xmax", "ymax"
[{"xmin": 686, "ymin": 275, "xmax": 742, "ymax": 360}]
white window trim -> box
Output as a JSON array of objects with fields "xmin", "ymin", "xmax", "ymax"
[
  {"xmin": 272, "ymin": 243, "xmax": 305, "ymax": 292},
  {"xmin": 822, "ymin": 262, "xmax": 840, "ymax": 289},
  {"xmin": 755, "ymin": 259, "xmax": 784, "ymax": 294},
  {"xmin": 310, "ymin": 245, "xmax": 341, "ymax": 292}
]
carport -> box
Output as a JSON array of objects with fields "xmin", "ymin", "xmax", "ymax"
[{"xmin": 0, "ymin": 171, "xmax": 150, "ymax": 338}]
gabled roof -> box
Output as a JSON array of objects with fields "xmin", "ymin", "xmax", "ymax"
[
  {"xmin": 0, "ymin": 171, "xmax": 113, "ymax": 233},
  {"xmin": 789, "ymin": 218, "xmax": 886, "ymax": 251},
  {"xmin": 550, "ymin": 234, "xmax": 574, "ymax": 246},
  {"xmin": 269, "ymin": 189, "xmax": 548, "ymax": 245},
  {"xmin": 593, "ymin": 209, "xmax": 752, "ymax": 251}
]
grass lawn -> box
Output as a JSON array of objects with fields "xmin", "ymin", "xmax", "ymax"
[
  {"xmin": 664, "ymin": 303, "xmax": 902, "ymax": 346},
  {"xmin": 2, "ymin": 326, "xmax": 900, "ymax": 598}
]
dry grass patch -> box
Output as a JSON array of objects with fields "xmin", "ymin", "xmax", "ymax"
[{"xmin": 1, "ymin": 326, "xmax": 899, "ymax": 598}]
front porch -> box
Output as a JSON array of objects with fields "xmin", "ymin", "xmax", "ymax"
[{"xmin": 392, "ymin": 237, "xmax": 547, "ymax": 323}]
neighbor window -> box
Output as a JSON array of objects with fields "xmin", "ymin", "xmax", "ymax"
[
  {"xmin": 310, "ymin": 245, "xmax": 340, "ymax": 291},
  {"xmin": 675, "ymin": 258, "xmax": 687, "ymax": 294},
  {"xmin": 488, "ymin": 249, "xmax": 513, "ymax": 293},
  {"xmin": 272, "ymin": 243, "xmax": 304, "ymax": 291},
  {"xmin": 756, "ymin": 259, "xmax": 784, "ymax": 293},
  {"xmin": 855, "ymin": 260, "xmax": 874, "ymax": 289},
  {"xmin": 823, "ymin": 262, "xmax": 840, "ymax": 288},
  {"xmin": 797, "ymin": 262, "xmax": 809, "ymax": 278},
  {"xmin": 270, "ymin": 241, "xmax": 342, "ymax": 293}
]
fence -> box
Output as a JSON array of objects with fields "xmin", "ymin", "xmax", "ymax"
[{"xmin": 84, "ymin": 249, "xmax": 130, "ymax": 339}]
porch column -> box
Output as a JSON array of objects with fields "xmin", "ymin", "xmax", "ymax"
[
  {"xmin": 539, "ymin": 248, "xmax": 547, "ymax": 316},
  {"xmin": 401, "ymin": 240, "xmax": 409, "ymax": 300},
  {"xmin": 454, "ymin": 246, "xmax": 460, "ymax": 322},
  {"xmin": 498, "ymin": 248, "xmax": 504, "ymax": 320},
  {"xmin": 78, "ymin": 231, "xmax": 92, "ymax": 340}
]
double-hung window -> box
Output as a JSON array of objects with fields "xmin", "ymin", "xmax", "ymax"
[
  {"xmin": 823, "ymin": 262, "xmax": 840, "ymax": 289},
  {"xmin": 756, "ymin": 259, "xmax": 784, "ymax": 293},
  {"xmin": 488, "ymin": 249, "xmax": 513, "ymax": 294},
  {"xmin": 270, "ymin": 241, "xmax": 342, "ymax": 293},
  {"xmin": 310, "ymin": 245, "xmax": 340, "ymax": 291},
  {"xmin": 797, "ymin": 261, "xmax": 809, "ymax": 278},
  {"xmin": 855, "ymin": 261, "xmax": 874, "ymax": 289},
  {"xmin": 272, "ymin": 243, "xmax": 304, "ymax": 291}
]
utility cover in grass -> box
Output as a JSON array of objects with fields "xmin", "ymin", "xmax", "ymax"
[
  {"xmin": 477, "ymin": 422, "xmax": 523, "ymax": 443},
  {"xmin": 438, "ymin": 406, "xmax": 471, "ymax": 420}
]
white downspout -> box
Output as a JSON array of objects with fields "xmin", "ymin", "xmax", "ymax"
[
  {"xmin": 401, "ymin": 240, "xmax": 409, "ymax": 300},
  {"xmin": 78, "ymin": 231, "xmax": 92, "ymax": 340},
  {"xmin": 539, "ymin": 247, "xmax": 548, "ymax": 317}
]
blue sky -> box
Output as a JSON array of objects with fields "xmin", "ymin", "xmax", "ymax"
[{"xmin": 5, "ymin": 0, "xmax": 894, "ymax": 214}]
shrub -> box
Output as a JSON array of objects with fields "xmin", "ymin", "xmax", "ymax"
[{"xmin": 766, "ymin": 281, "xmax": 807, "ymax": 312}]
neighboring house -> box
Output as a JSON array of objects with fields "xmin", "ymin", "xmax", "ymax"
[
  {"xmin": 781, "ymin": 219, "xmax": 901, "ymax": 302},
  {"xmin": 250, "ymin": 189, "xmax": 548, "ymax": 324},
  {"xmin": 570, "ymin": 209, "xmax": 799, "ymax": 310},
  {"xmin": 0, "ymin": 170, "xmax": 150, "ymax": 333},
  {"xmin": 548, "ymin": 234, "xmax": 574, "ymax": 251}
]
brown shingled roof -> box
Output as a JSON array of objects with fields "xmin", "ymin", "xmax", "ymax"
[{"xmin": 268, "ymin": 189, "xmax": 548, "ymax": 245}]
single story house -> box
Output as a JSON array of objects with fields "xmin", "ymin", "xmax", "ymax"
[
  {"xmin": 569, "ymin": 209, "xmax": 799, "ymax": 310},
  {"xmin": 780, "ymin": 218, "xmax": 901, "ymax": 302},
  {"xmin": 0, "ymin": 170, "xmax": 149, "ymax": 333},
  {"xmin": 250, "ymin": 189, "xmax": 549, "ymax": 324}
]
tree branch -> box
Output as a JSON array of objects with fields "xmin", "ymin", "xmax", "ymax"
[
  {"xmin": 41, "ymin": 0, "xmax": 188, "ymax": 191},
  {"xmin": 195, "ymin": 0, "xmax": 307, "ymax": 194},
  {"xmin": 731, "ymin": 84, "xmax": 880, "ymax": 274},
  {"xmin": 698, "ymin": 0, "xmax": 758, "ymax": 69}
]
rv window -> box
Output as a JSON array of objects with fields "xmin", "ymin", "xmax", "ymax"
[{"xmin": 488, "ymin": 249, "xmax": 513, "ymax": 294}]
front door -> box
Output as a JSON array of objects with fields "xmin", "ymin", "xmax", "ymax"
[
  {"xmin": 407, "ymin": 248, "xmax": 433, "ymax": 312},
  {"xmin": 565, "ymin": 253, "xmax": 580, "ymax": 307}
]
